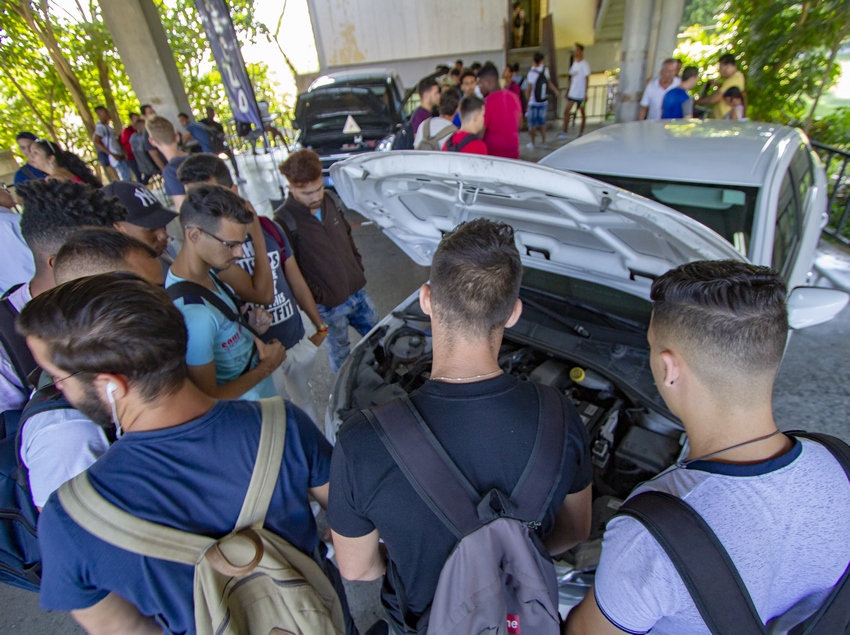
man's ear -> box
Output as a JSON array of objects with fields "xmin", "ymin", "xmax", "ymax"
[
  {"xmin": 505, "ymin": 299, "xmax": 523, "ymax": 329},
  {"xmin": 659, "ymin": 349, "xmax": 681, "ymax": 388},
  {"xmin": 47, "ymin": 254, "xmax": 57, "ymax": 271},
  {"xmin": 185, "ymin": 226, "xmax": 202, "ymax": 243},
  {"xmin": 419, "ymin": 283, "xmax": 433, "ymax": 316}
]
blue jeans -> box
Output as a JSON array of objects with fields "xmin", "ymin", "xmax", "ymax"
[
  {"xmin": 318, "ymin": 289, "xmax": 379, "ymax": 373},
  {"xmin": 528, "ymin": 103, "xmax": 547, "ymax": 128},
  {"xmin": 114, "ymin": 160, "xmax": 132, "ymax": 181}
]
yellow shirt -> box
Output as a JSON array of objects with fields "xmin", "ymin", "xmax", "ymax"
[{"xmin": 713, "ymin": 70, "xmax": 746, "ymax": 119}]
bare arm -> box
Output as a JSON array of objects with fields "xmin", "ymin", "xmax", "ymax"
[
  {"xmin": 563, "ymin": 586, "xmax": 630, "ymax": 635},
  {"xmin": 93, "ymin": 134, "xmax": 110, "ymax": 156},
  {"xmin": 71, "ymin": 592, "xmax": 160, "ymax": 635},
  {"xmin": 148, "ymin": 148, "xmax": 166, "ymax": 171},
  {"xmin": 637, "ymin": 105, "xmax": 649, "ymax": 120},
  {"xmin": 543, "ymin": 484, "xmax": 592, "ymax": 556},
  {"xmin": 331, "ymin": 529, "xmax": 386, "ymax": 582},
  {"xmin": 186, "ymin": 338, "xmax": 284, "ymax": 400},
  {"xmin": 310, "ymin": 482, "xmax": 329, "ymax": 509},
  {"xmin": 171, "ymin": 193, "xmax": 185, "ymax": 211},
  {"xmin": 696, "ymin": 85, "xmax": 724, "ymax": 106},
  {"xmin": 216, "ymin": 210, "xmax": 274, "ymax": 305},
  {"xmin": 283, "ymin": 255, "xmax": 328, "ymax": 346}
]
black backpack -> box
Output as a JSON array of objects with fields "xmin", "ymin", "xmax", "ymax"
[
  {"xmin": 0, "ymin": 384, "xmax": 72, "ymax": 591},
  {"xmin": 533, "ymin": 67, "xmax": 549, "ymax": 103},
  {"xmin": 391, "ymin": 121, "xmax": 416, "ymax": 151},
  {"xmin": 0, "ymin": 284, "xmax": 36, "ymax": 404},
  {"xmin": 616, "ymin": 431, "xmax": 850, "ymax": 635},
  {"xmin": 445, "ymin": 134, "xmax": 479, "ymax": 153}
]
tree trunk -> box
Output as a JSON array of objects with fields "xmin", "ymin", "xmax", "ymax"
[
  {"xmin": 0, "ymin": 58, "xmax": 59, "ymax": 141},
  {"xmin": 804, "ymin": 23, "xmax": 850, "ymax": 133}
]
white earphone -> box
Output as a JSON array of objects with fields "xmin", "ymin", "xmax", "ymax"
[{"xmin": 106, "ymin": 382, "xmax": 122, "ymax": 438}]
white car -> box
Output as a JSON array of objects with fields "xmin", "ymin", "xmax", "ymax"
[
  {"xmin": 540, "ymin": 120, "xmax": 827, "ymax": 291},
  {"xmin": 325, "ymin": 150, "xmax": 848, "ymax": 608}
]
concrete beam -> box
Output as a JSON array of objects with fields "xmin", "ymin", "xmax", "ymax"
[
  {"xmin": 98, "ymin": 0, "xmax": 191, "ymax": 125},
  {"xmin": 616, "ymin": 0, "xmax": 655, "ymax": 122}
]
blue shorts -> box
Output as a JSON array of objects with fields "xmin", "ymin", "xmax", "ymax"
[{"xmin": 528, "ymin": 103, "xmax": 547, "ymax": 128}]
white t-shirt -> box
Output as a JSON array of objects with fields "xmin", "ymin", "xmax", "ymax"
[
  {"xmin": 640, "ymin": 76, "xmax": 682, "ymax": 120},
  {"xmin": 0, "ymin": 209, "xmax": 34, "ymax": 296},
  {"xmin": 526, "ymin": 64, "xmax": 551, "ymax": 105},
  {"xmin": 94, "ymin": 122, "xmax": 123, "ymax": 167},
  {"xmin": 21, "ymin": 408, "xmax": 109, "ymax": 508},
  {"xmin": 414, "ymin": 117, "xmax": 456, "ymax": 150},
  {"xmin": 567, "ymin": 59, "xmax": 591, "ymax": 100},
  {"xmin": 594, "ymin": 438, "xmax": 850, "ymax": 634}
]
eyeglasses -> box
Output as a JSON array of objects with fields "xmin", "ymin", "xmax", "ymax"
[
  {"xmin": 187, "ymin": 226, "xmax": 248, "ymax": 251},
  {"xmin": 27, "ymin": 367, "xmax": 81, "ymax": 391}
]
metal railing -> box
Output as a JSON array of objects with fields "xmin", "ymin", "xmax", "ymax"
[
  {"xmin": 556, "ymin": 81, "xmax": 617, "ymax": 125},
  {"xmin": 812, "ymin": 140, "xmax": 850, "ymax": 247}
]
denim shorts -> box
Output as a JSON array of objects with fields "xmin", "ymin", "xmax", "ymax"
[{"xmin": 528, "ymin": 103, "xmax": 547, "ymax": 128}]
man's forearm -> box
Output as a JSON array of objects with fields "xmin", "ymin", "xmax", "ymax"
[{"xmin": 148, "ymin": 149, "xmax": 165, "ymax": 170}]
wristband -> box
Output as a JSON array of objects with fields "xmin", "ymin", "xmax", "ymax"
[{"xmin": 317, "ymin": 323, "xmax": 329, "ymax": 333}]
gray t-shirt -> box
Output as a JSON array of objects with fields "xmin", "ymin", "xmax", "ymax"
[{"xmin": 594, "ymin": 438, "xmax": 850, "ymax": 634}]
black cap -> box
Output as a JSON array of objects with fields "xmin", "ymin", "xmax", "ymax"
[{"xmin": 101, "ymin": 181, "xmax": 177, "ymax": 229}]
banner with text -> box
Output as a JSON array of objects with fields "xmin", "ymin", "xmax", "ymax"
[{"xmin": 194, "ymin": 0, "xmax": 263, "ymax": 130}]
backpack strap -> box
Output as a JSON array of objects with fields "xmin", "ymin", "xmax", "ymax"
[
  {"xmin": 446, "ymin": 134, "xmax": 479, "ymax": 153},
  {"xmin": 165, "ymin": 276, "xmax": 260, "ymax": 338},
  {"xmin": 57, "ymin": 397, "xmax": 287, "ymax": 564},
  {"xmin": 432, "ymin": 124, "xmax": 456, "ymax": 144},
  {"xmin": 616, "ymin": 491, "xmax": 768, "ymax": 635},
  {"xmin": 258, "ymin": 216, "xmax": 285, "ymax": 252},
  {"xmin": 0, "ymin": 285, "xmax": 36, "ymax": 395},
  {"xmin": 273, "ymin": 204, "xmax": 300, "ymax": 259}
]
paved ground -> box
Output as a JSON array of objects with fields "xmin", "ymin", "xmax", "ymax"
[{"xmin": 2, "ymin": 120, "xmax": 848, "ymax": 634}]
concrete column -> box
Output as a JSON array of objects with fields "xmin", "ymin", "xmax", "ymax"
[
  {"xmin": 98, "ymin": 0, "xmax": 191, "ymax": 125},
  {"xmin": 652, "ymin": 0, "xmax": 686, "ymax": 78},
  {"xmin": 616, "ymin": 0, "xmax": 655, "ymax": 122}
]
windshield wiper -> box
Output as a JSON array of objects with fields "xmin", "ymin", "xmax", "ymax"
[{"xmin": 520, "ymin": 287, "xmax": 646, "ymax": 334}]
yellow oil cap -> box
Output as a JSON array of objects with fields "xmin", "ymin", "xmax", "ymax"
[{"xmin": 570, "ymin": 367, "xmax": 586, "ymax": 383}]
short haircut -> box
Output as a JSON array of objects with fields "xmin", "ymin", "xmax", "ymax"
[
  {"xmin": 511, "ymin": 62, "xmax": 520, "ymax": 72},
  {"xmin": 470, "ymin": 62, "xmax": 482, "ymax": 72},
  {"xmin": 129, "ymin": 112, "xmax": 140, "ymax": 119},
  {"xmin": 179, "ymin": 183, "xmax": 252, "ymax": 233},
  {"xmin": 650, "ymin": 260, "xmax": 788, "ymax": 392},
  {"xmin": 575, "ymin": 43, "xmax": 584, "ymax": 52},
  {"xmin": 477, "ymin": 63, "xmax": 499, "ymax": 81},
  {"xmin": 418, "ymin": 77, "xmax": 438, "ymax": 97},
  {"xmin": 455, "ymin": 59, "xmax": 463, "ymax": 65},
  {"xmin": 178, "ymin": 112, "xmax": 189, "ymax": 119},
  {"xmin": 17, "ymin": 131, "xmax": 37, "ymax": 141},
  {"xmin": 662, "ymin": 57, "xmax": 677, "ymax": 68},
  {"xmin": 54, "ymin": 228, "xmax": 157, "ymax": 285},
  {"xmin": 177, "ymin": 153, "xmax": 234, "ymax": 188},
  {"xmin": 429, "ymin": 219, "xmax": 523, "ymax": 339},
  {"xmin": 146, "ymin": 116, "xmax": 176, "ymax": 145},
  {"xmin": 724, "ymin": 86, "xmax": 743, "ymax": 100},
  {"xmin": 94, "ymin": 105, "xmax": 107, "ymax": 113},
  {"xmin": 449, "ymin": 67, "xmax": 461, "ymax": 78},
  {"xmin": 460, "ymin": 69, "xmax": 476, "ymax": 84},
  {"xmin": 279, "ymin": 149, "xmax": 323, "ymax": 185},
  {"xmin": 18, "ymin": 180, "xmax": 127, "ymax": 260},
  {"xmin": 719, "ymin": 53, "xmax": 736, "ymax": 66},
  {"xmin": 460, "ymin": 95, "xmax": 485, "ymax": 122},
  {"xmin": 140, "ymin": 104, "xmax": 154, "ymax": 116},
  {"xmin": 682, "ymin": 66, "xmax": 699, "ymax": 82},
  {"xmin": 533, "ymin": 52, "xmax": 545, "ymax": 63},
  {"xmin": 439, "ymin": 89, "xmax": 461, "ymax": 117},
  {"xmin": 17, "ymin": 272, "xmax": 188, "ymax": 402}
]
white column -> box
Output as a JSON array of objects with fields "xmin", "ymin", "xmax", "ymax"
[
  {"xmin": 616, "ymin": 0, "xmax": 656, "ymax": 122},
  {"xmin": 652, "ymin": 0, "xmax": 686, "ymax": 77}
]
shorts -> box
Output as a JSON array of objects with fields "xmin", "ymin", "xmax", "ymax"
[
  {"xmin": 567, "ymin": 96, "xmax": 585, "ymax": 107},
  {"xmin": 528, "ymin": 103, "xmax": 547, "ymax": 128}
]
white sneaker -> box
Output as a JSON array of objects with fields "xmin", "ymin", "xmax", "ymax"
[
  {"xmin": 526, "ymin": 142, "xmax": 536, "ymax": 149},
  {"xmin": 557, "ymin": 132, "xmax": 569, "ymax": 139},
  {"xmin": 539, "ymin": 143, "xmax": 549, "ymax": 149}
]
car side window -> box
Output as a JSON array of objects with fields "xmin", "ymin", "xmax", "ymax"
[
  {"xmin": 773, "ymin": 169, "xmax": 802, "ymax": 278},
  {"xmin": 790, "ymin": 144, "xmax": 814, "ymax": 210}
]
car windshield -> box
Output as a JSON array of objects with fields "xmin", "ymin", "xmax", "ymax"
[
  {"xmin": 297, "ymin": 89, "xmax": 393, "ymax": 135},
  {"xmin": 582, "ymin": 174, "xmax": 759, "ymax": 256}
]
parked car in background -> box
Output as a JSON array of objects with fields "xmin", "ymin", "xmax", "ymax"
[
  {"xmin": 325, "ymin": 151, "xmax": 848, "ymax": 613},
  {"xmin": 540, "ymin": 120, "xmax": 829, "ymax": 291}
]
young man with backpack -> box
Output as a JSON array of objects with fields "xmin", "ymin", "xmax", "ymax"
[
  {"xmin": 178, "ymin": 153, "xmax": 328, "ymax": 424},
  {"xmin": 525, "ymin": 52, "xmax": 559, "ymax": 149},
  {"xmin": 329, "ymin": 219, "xmax": 593, "ymax": 634},
  {"xmin": 18, "ymin": 273, "xmax": 352, "ymax": 635},
  {"xmin": 443, "ymin": 96, "xmax": 489, "ymax": 155},
  {"xmin": 414, "ymin": 89, "xmax": 460, "ymax": 151},
  {"xmin": 477, "ymin": 63, "xmax": 522, "ymax": 159},
  {"xmin": 565, "ymin": 261, "xmax": 850, "ymax": 635}
]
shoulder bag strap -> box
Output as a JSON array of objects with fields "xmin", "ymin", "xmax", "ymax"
[
  {"xmin": 510, "ymin": 383, "xmax": 568, "ymax": 523},
  {"xmin": 165, "ymin": 279, "xmax": 259, "ymax": 338},
  {"xmin": 58, "ymin": 472, "xmax": 212, "ymax": 565},
  {"xmin": 364, "ymin": 397, "xmax": 481, "ymax": 539},
  {"xmin": 0, "ymin": 290, "xmax": 36, "ymax": 391},
  {"xmin": 234, "ymin": 397, "xmax": 287, "ymax": 530},
  {"xmin": 616, "ymin": 490, "xmax": 767, "ymax": 635}
]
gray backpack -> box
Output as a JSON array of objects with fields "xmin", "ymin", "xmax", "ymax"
[
  {"xmin": 416, "ymin": 118, "xmax": 457, "ymax": 151},
  {"xmin": 364, "ymin": 383, "xmax": 565, "ymax": 635},
  {"xmin": 57, "ymin": 397, "xmax": 346, "ymax": 635}
]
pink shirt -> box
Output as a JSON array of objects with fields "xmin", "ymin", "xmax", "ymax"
[{"xmin": 483, "ymin": 89, "xmax": 522, "ymax": 159}]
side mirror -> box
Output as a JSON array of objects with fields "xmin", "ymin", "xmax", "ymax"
[{"xmin": 787, "ymin": 286, "xmax": 849, "ymax": 329}]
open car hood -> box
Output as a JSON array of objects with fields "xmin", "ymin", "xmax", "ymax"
[{"xmin": 330, "ymin": 152, "xmax": 745, "ymax": 295}]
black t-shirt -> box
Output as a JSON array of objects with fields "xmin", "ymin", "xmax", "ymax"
[{"xmin": 328, "ymin": 373, "xmax": 592, "ymax": 622}]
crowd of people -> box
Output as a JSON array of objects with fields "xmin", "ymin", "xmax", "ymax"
[{"xmin": 0, "ymin": 46, "xmax": 845, "ymax": 635}]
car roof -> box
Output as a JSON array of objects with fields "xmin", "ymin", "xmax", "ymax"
[
  {"xmin": 308, "ymin": 68, "xmax": 401, "ymax": 91},
  {"xmin": 540, "ymin": 121, "xmax": 807, "ymax": 187}
]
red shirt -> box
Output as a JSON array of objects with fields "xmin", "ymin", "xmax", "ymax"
[
  {"xmin": 119, "ymin": 127, "xmax": 135, "ymax": 160},
  {"xmin": 443, "ymin": 131, "xmax": 488, "ymax": 155},
  {"xmin": 483, "ymin": 89, "xmax": 522, "ymax": 159}
]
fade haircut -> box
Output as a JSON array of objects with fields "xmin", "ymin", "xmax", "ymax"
[
  {"xmin": 439, "ymin": 89, "xmax": 461, "ymax": 117},
  {"xmin": 418, "ymin": 77, "xmax": 438, "ymax": 97},
  {"xmin": 54, "ymin": 229, "xmax": 157, "ymax": 285},
  {"xmin": 682, "ymin": 66, "xmax": 699, "ymax": 82},
  {"xmin": 719, "ymin": 53, "xmax": 736, "ymax": 66},
  {"xmin": 460, "ymin": 95, "xmax": 485, "ymax": 123},
  {"xmin": 179, "ymin": 183, "xmax": 252, "ymax": 233},
  {"xmin": 17, "ymin": 272, "xmax": 188, "ymax": 402},
  {"xmin": 477, "ymin": 63, "xmax": 499, "ymax": 81},
  {"xmin": 146, "ymin": 115, "xmax": 176, "ymax": 145},
  {"xmin": 177, "ymin": 152, "xmax": 234, "ymax": 188},
  {"xmin": 533, "ymin": 52, "xmax": 545, "ymax": 64},
  {"xmin": 460, "ymin": 69, "xmax": 476, "ymax": 84},
  {"xmin": 279, "ymin": 149, "xmax": 323, "ymax": 186},
  {"xmin": 650, "ymin": 260, "xmax": 788, "ymax": 392},
  {"xmin": 18, "ymin": 180, "xmax": 127, "ymax": 261},
  {"xmin": 429, "ymin": 218, "xmax": 522, "ymax": 339}
]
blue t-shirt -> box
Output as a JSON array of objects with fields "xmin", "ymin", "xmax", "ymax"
[
  {"xmin": 661, "ymin": 87, "xmax": 693, "ymax": 119},
  {"xmin": 38, "ymin": 399, "xmax": 332, "ymax": 635},
  {"xmin": 165, "ymin": 269, "xmax": 276, "ymax": 401},
  {"xmin": 234, "ymin": 226, "xmax": 306, "ymax": 349},
  {"xmin": 13, "ymin": 163, "xmax": 47, "ymax": 186},
  {"xmin": 162, "ymin": 156, "xmax": 187, "ymax": 196},
  {"xmin": 184, "ymin": 122, "xmax": 212, "ymax": 153}
]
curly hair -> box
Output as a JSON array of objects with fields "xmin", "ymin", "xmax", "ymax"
[
  {"xmin": 279, "ymin": 149, "xmax": 322, "ymax": 185},
  {"xmin": 18, "ymin": 179, "xmax": 127, "ymax": 260},
  {"xmin": 34, "ymin": 139, "xmax": 102, "ymax": 189}
]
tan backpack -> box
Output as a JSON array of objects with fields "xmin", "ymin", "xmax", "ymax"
[
  {"xmin": 57, "ymin": 397, "xmax": 345, "ymax": 635},
  {"xmin": 417, "ymin": 118, "xmax": 457, "ymax": 151}
]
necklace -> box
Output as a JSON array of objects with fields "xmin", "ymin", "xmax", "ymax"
[
  {"xmin": 676, "ymin": 429, "xmax": 784, "ymax": 468},
  {"xmin": 430, "ymin": 369, "xmax": 504, "ymax": 383}
]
